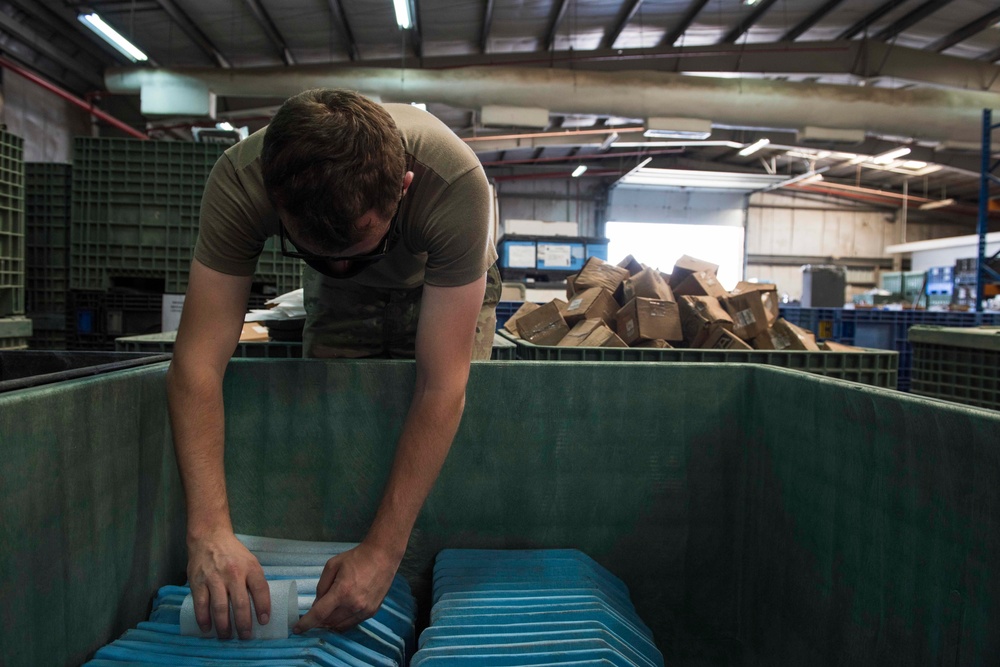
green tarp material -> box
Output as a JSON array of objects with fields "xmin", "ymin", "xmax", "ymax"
[{"xmin": 2, "ymin": 360, "xmax": 999, "ymax": 665}]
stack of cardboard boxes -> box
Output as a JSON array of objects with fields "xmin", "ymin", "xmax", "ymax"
[{"xmin": 503, "ymin": 254, "xmax": 856, "ymax": 352}]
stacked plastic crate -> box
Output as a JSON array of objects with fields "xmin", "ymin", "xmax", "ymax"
[
  {"xmin": 0, "ymin": 131, "xmax": 30, "ymax": 349},
  {"xmin": 24, "ymin": 163, "xmax": 72, "ymax": 348},
  {"xmin": 413, "ymin": 549, "xmax": 664, "ymax": 667},
  {"xmin": 780, "ymin": 307, "xmax": 1000, "ymax": 391},
  {"xmin": 68, "ymin": 138, "xmax": 303, "ymax": 349},
  {"xmin": 84, "ymin": 534, "xmax": 416, "ymax": 666}
]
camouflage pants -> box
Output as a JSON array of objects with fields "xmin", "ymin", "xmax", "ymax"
[{"xmin": 302, "ymin": 263, "xmax": 501, "ymax": 360}]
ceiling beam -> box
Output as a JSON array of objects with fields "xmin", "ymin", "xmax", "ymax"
[
  {"xmin": 327, "ymin": 0, "xmax": 359, "ymax": 60},
  {"xmin": 927, "ymin": 8, "xmax": 1000, "ymax": 52},
  {"xmin": 350, "ymin": 40, "xmax": 1000, "ymax": 95},
  {"xmin": 155, "ymin": 0, "xmax": 230, "ymax": 68},
  {"xmin": 8, "ymin": 0, "xmax": 123, "ymax": 64},
  {"xmin": 780, "ymin": 0, "xmax": 847, "ymax": 42},
  {"xmin": 603, "ymin": 0, "xmax": 643, "ymax": 49},
  {"xmin": 873, "ymin": 0, "xmax": 955, "ymax": 42},
  {"xmin": 480, "ymin": 0, "xmax": 494, "ymax": 53},
  {"xmin": 661, "ymin": 0, "xmax": 710, "ymax": 47},
  {"xmin": 242, "ymin": 0, "xmax": 294, "ymax": 65},
  {"xmin": 978, "ymin": 46, "xmax": 1000, "ymax": 64},
  {"xmin": 0, "ymin": 7, "xmax": 104, "ymax": 87},
  {"xmin": 837, "ymin": 0, "xmax": 909, "ymax": 40},
  {"xmin": 544, "ymin": 0, "xmax": 571, "ymax": 51},
  {"xmin": 720, "ymin": 0, "xmax": 781, "ymax": 44}
]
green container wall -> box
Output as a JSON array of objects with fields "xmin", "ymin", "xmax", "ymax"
[
  {"xmin": 2, "ymin": 361, "xmax": 1000, "ymax": 665},
  {"xmin": 0, "ymin": 363, "xmax": 185, "ymax": 666}
]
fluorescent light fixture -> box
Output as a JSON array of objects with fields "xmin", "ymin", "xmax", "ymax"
[
  {"xmin": 738, "ymin": 138, "xmax": 770, "ymax": 157},
  {"xmin": 919, "ymin": 198, "xmax": 955, "ymax": 211},
  {"xmin": 411, "ymin": 103, "xmax": 427, "ymax": 111},
  {"xmin": 644, "ymin": 117, "xmax": 712, "ymax": 140},
  {"xmin": 571, "ymin": 165, "xmax": 588, "ymax": 178},
  {"xmin": 618, "ymin": 167, "xmax": 787, "ymax": 191},
  {"xmin": 901, "ymin": 160, "xmax": 927, "ymax": 169},
  {"xmin": 872, "ymin": 146, "xmax": 911, "ymax": 164},
  {"xmin": 216, "ymin": 122, "xmax": 235, "ymax": 131},
  {"xmin": 599, "ymin": 132, "xmax": 619, "ymax": 151},
  {"xmin": 745, "ymin": 0, "xmax": 761, "ymax": 5},
  {"xmin": 78, "ymin": 13, "xmax": 148, "ymax": 62},
  {"xmin": 392, "ymin": 0, "xmax": 411, "ymax": 28}
]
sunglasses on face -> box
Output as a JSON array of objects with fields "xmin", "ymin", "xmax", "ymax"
[{"xmin": 278, "ymin": 201, "xmax": 401, "ymax": 266}]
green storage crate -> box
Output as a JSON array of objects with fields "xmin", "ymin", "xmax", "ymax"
[
  {"xmin": 880, "ymin": 270, "xmax": 926, "ymax": 302},
  {"xmin": 115, "ymin": 330, "xmax": 518, "ymax": 360},
  {"xmin": 70, "ymin": 138, "xmax": 301, "ymax": 294},
  {"xmin": 0, "ymin": 315, "xmax": 32, "ymax": 349},
  {"xmin": 498, "ymin": 329, "xmax": 898, "ymax": 388},
  {"xmin": 25, "ymin": 163, "xmax": 71, "ymax": 314},
  {"xmin": 0, "ymin": 131, "xmax": 25, "ymax": 317},
  {"xmin": 3, "ymin": 361, "xmax": 1000, "ymax": 665},
  {"xmin": 910, "ymin": 325, "xmax": 1000, "ymax": 410}
]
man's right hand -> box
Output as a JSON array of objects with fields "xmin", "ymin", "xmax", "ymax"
[{"xmin": 186, "ymin": 531, "xmax": 271, "ymax": 640}]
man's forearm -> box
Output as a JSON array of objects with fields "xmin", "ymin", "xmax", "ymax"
[
  {"xmin": 363, "ymin": 385, "xmax": 466, "ymax": 560},
  {"xmin": 167, "ymin": 361, "xmax": 233, "ymax": 539}
]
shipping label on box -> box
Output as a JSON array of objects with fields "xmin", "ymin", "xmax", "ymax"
[
  {"xmin": 564, "ymin": 287, "xmax": 618, "ymax": 327},
  {"xmin": 721, "ymin": 292, "xmax": 769, "ymax": 341}
]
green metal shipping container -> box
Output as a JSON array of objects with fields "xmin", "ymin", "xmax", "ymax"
[{"xmin": 2, "ymin": 361, "xmax": 999, "ymax": 665}]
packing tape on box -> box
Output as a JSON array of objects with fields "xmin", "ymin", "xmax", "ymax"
[{"xmin": 179, "ymin": 579, "xmax": 298, "ymax": 639}]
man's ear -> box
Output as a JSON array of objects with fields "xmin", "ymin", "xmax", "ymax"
[{"xmin": 401, "ymin": 171, "xmax": 415, "ymax": 196}]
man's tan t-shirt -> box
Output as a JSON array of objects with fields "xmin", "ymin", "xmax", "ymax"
[{"xmin": 194, "ymin": 103, "xmax": 497, "ymax": 290}]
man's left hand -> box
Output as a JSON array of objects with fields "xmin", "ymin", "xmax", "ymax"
[{"xmin": 293, "ymin": 541, "xmax": 400, "ymax": 634}]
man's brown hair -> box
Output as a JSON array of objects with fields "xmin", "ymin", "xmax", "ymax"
[{"xmin": 261, "ymin": 89, "xmax": 406, "ymax": 251}]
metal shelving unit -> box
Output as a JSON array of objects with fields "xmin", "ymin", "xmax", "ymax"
[{"xmin": 977, "ymin": 109, "xmax": 1000, "ymax": 312}]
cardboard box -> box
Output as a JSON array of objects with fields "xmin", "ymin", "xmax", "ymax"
[
  {"xmin": 637, "ymin": 339, "xmax": 673, "ymax": 349},
  {"xmin": 616, "ymin": 297, "xmax": 683, "ymax": 345},
  {"xmin": 731, "ymin": 281, "xmax": 779, "ymax": 325},
  {"xmin": 575, "ymin": 256, "xmax": 630, "ymax": 294},
  {"xmin": 563, "ymin": 287, "xmax": 618, "ymax": 327},
  {"xmin": 566, "ymin": 274, "xmax": 578, "ymax": 299},
  {"xmin": 701, "ymin": 325, "xmax": 753, "ymax": 351},
  {"xmin": 558, "ymin": 318, "xmax": 626, "ymax": 348},
  {"xmin": 752, "ymin": 318, "xmax": 821, "ymax": 351},
  {"xmin": 581, "ymin": 326, "xmax": 627, "ymax": 348},
  {"xmin": 669, "ymin": 255, "xmax": 720, "ymax": 289},
  {"xmin": 821, "ymin": 340, "xmax": 864, "ymax": 352},
  {"xmin": 617, "ymin": 255, "xmax": 644, "ymax": 276},
  {"xmin": 557, "ymin": 318, "xmax": 605, "ymax": 346},
  {"xmin": 678, "ymin": 296, "xmax": 734, "ymax": 347},
  {"xmin": 720, "ymin": 292, "xmax": 769, "ymax": 342},
  {"xmin": 515, "ymin": 301, "xmax": 570, "ymax": 345},
  {"xmin": 622, "ymin": 267, "xmax": 674, "ymax": 303},
  {"xmin": 240, "ymin": 322, "xmax": 270, "ymax": 342},
  {"xmin": 785, "ymin": 320, "xmax": 820, "ymax": 351},
  {"xmin": 503, "ymin": 301, "xmax": 540, "ymax": 336},
  {"xmin": 672, "ymin": 270, "xmax": 727, "ymax": 298}
]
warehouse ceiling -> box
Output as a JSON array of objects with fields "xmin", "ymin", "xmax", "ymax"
[{"xmin": 2, "ymin": 0, "xmax": 1000, "ymax": 217}]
